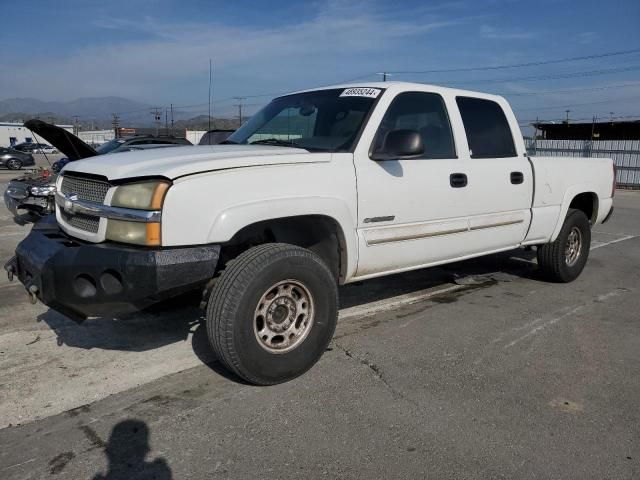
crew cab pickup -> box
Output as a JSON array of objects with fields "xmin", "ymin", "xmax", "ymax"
[{"xmin": 5, "ymin": 82, "xmax": 616, "ymax": 385}]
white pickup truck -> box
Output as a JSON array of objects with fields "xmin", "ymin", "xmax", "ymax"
[{"xmin": 5, "ymin": 82, "xmax": 615, "ymax": 384}]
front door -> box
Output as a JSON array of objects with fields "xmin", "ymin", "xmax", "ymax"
[{"xmin": 353, "ymin": 90, "xmax": 473, "ymax": 278}]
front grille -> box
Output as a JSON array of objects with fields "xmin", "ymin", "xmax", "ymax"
[
  {"xmin": 60, "ymin": 209, "xmax": 100, "ymax": 233},
  {"xmin": 61, "ymin": 175, "xmax": 110, "ymax": 204}
]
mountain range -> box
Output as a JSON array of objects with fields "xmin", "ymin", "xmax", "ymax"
[{"xmin": 0, "ymin": 96, "xmax": 238, "ymax": 130}]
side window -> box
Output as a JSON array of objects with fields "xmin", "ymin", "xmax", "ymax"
[
  {"xmin": 456, "ymin": 97, "xmax": 516, "ymax": 158},
  {"xmin": 372, "ymin": 92, "xmax": 456, "ymax": 159}
]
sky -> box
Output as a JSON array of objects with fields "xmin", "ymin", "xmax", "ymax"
[{"xmin": 1, "ymin": 0, "xmax": 640, "ymax": 125}]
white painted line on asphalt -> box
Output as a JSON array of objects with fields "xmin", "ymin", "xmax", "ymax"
[
  {"xmin": 504, "ymin": 289, "xmax": 625, "ymax": 348},
  {"xmin": 591, "ymin": 234, "xmax": 637, "ymax": 250},
  {"xmin": 2, "ymin": 458, "xmax": 36, "ymax": 471},
  {"xmin": 339, "ymin": 283, "xmax": 464, "ymax": 322},
  {"xmin": 592, "ymin": 230, "xmax": 630, "ymax": 236}
]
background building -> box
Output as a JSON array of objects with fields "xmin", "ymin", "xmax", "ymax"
[
  {"xmin": 533, "ymin": 120, "xmax": 640, "ymax": 141},
  {"xmin": 77, "ymin": 129, "xmax": 115, "ymax": 146},
  {"xmin": 0, "ymin": 122, "xmax": 73, "ymax": 147}
]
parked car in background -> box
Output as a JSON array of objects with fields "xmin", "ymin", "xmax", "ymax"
[
  {"xmin": 12, "ymin": 142, "xmax": 52, "ymax": 153},
  {"xmin": 199, "ymin": 129, "xmax": 235, "ymax": 145},
  {"xmin": 33, "ymin": 145, "xmax": 57, "ymax": 154},
  {"xmin": 0, "ymin": 147, "xmax": 36, "ymax": 170},
  {"xmin": 3, "ymin": 120, "xmax": 191, "ymax": 218},
  {"xmin": 52, "ymin": 134, "xmax": 192, "ymax": 172}
]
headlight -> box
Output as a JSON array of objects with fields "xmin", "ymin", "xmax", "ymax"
[
  {"xmin": 111, "ymin": 180, "xmax": 170, "ymax": 210},
  {"xmin": 28, "ymin": 185, "xmax": 56, "ymax": 197},
  {"xmin": 106, "ymin": 180, "xmax": 170, "ymax": 246},
  {"xmin": 106, "ymin": 220, "xmax": 161, "ymax": 246}
]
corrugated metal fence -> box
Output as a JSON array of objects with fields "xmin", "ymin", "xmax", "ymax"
[{"xmin": 525, "ymin": 139, "xmax": 640, "ymax": 188}]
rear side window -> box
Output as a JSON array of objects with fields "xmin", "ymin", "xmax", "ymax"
[{"xmin": 456, "ymin": 97, "xmax": 516, "ymax": 158}]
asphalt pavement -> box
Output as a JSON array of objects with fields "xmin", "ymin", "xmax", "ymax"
[{"xmin": 0, "ymin": 183, "xmax": 638, "ymax": 479}]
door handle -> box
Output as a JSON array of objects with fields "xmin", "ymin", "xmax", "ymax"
[
  {"xmin": 450, "ymin": 173, "xmax": 468, "ymax": 188},
  {"xmin": 510, "ymin": 171, "xmax": 524, "ymax": 184}
]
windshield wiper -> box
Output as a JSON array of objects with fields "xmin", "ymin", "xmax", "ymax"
[{"xmin": 250, "ymin": 138, "xmax": 297, "ymax": 147}]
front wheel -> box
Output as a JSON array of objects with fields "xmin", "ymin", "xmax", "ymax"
[
  {"xmin": 206, "ymin": 243, "xmax": 338, "ymax": 385},
  {"xmin": 537, "ymin": 208, "xmax": 591, "ymax": 282},
  {"xmin": 6, "ymin": 158, "xmax": 22, "ymax": 170}
]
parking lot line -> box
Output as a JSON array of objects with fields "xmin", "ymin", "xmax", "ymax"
[
  {"xmin": 591, "ymin": 234, "xmax": 637, "ymax": 250},
  {"xmin": 339, "ymin": 283, "xmax": 464, "ymax": 321}
]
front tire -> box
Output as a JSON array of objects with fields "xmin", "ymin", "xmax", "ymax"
[
  {"xmin": 537, "ymin": 208, "xmax": 591, "ymax": 282},
  {"xmin": 206, "ymin": 243, "xmax": 338, "ymax": 385},
  {"xmin": 6, "ymin": 159, "xmax": 22, "ymax": 170}
]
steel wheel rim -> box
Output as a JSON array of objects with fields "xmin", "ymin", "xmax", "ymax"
[
  {"xmin": 565, "ymin": 226, "xmax": 582, "ymax": 266},
  {"xmin": 253, "ymin": 279, "xmax": 315, "ymax": 354}
]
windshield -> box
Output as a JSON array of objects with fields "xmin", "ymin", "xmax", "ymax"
[
  {"xmin": 227, "ymin": 88, "xmax": 382, "ymax": 152},
  {"xmin": 96, "ymin": 138, "xmax": 126, "ymax": 154}
]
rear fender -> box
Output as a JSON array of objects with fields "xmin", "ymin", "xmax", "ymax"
[{"xmin": 550, "ymin": 186, "xmax": 598, "ymax": 241}]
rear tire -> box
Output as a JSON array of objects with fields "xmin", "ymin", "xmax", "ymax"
[
  {"xmin": 6, "ymin": 159, "xmax": 22, "ymax": 170},
  {"xmin": 537, "ymin": 208, "xmax": 591, "ymax": 282},
  {"xmin": 206, "ymin": 243, "xmax": 338, "ymax": 385}
]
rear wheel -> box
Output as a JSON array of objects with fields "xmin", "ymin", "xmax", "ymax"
[
  {"xmin": 537, "ymin": 208, "xmax": 591, "ymax": 282},
  {"xmin": 6, "ymin": 158, "xmax": 22, "ymax": 170},
  {"xmin": 206, "ymin": 243, "xmax": 338, "ymax": 385}
]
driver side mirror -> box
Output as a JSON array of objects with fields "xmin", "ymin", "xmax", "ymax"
[{"xmin": 371, "ymin": 129, "xmax": 424, "ymax": 160}]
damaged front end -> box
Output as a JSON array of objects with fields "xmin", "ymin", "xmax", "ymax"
[
  {"xmin": 4, "ymin": 174, "xmax": 57, "ymax": 218},
  {"xmin": 4, "ymin": 216, "xmax": 220, "ymax": 322}
]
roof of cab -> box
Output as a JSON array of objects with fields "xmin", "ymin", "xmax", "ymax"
[{"xmin": 288, "ymin": 81, "xmax": 507, "ymax": 103}]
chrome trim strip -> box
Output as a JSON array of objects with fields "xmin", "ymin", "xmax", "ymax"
[
  {"xmin": 367, "ymin": 227, "xmax": 468, "ymax": 245},
  {"xmin": 55, "ymin": 191, "xmax": 161, "ymax": 223},
  {"xmin": 366, "ymin": 219, "xmax": 524, "ymax": 246},
  {"xmin": 469, "ymin": 219, "xmax": 524, "ymax": 230}
]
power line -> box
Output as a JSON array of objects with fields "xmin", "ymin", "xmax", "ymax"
[
  {"xmin": 387, "ymin": 48, "xmax": 640, "ymax": 74},
  {"xmin": 501, "ymin": 81, "xmax": 640, "ymax": 97},
  {"xmin": 516, "ymin": 94, "xmax": 640, "ymax": 112},
  {"xmin": 444, "ymin": 65, "xmax": 640, "ymax": 86}
]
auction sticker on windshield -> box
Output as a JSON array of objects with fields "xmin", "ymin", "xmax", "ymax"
[{"xmin": 340, "ymin": 88, "xmax": 381, "ymax": 98}]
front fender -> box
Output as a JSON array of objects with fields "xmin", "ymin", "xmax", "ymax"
[{"xmin": 208, "ymin": 196, "xmax": 358, "ymax": 278}]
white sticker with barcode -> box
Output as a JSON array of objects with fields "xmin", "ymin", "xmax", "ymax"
[{"xmin": 340, "ymin": 87, "xmax": 381, "ymax": 98}]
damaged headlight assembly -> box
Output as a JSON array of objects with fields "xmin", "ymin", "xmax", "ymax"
[{"xmin": 106, "ymin": 180, "xmax": 170, "ymax": 247}]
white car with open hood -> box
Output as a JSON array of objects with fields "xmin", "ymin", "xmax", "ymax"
[{"xmin": 5, "ymin": 82, "xmax": 616, "ymax": 384}]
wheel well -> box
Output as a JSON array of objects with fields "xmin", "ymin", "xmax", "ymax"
[
  {"xmin": 220, "ymin": 215, "xmax": 346, "ymax": 282},
  {"xmin": 569, "ymin": 192, "xmax": 598, "ymax": 223}
]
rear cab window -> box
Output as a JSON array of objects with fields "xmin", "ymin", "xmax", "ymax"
[{"xmin": 456, "ymin": 97, "xmax": 516, "ymax": 158}]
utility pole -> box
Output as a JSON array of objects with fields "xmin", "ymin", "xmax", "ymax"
[
  {"xmin": 151, "ymin": 108, "xmax": 162, "ymax": 136},
  {"xmin": 111, "ymin": 114, "xmax": 120, "ymax": 138},
  {"xmin": 376, "ymin": 72, "xmax": 391, "ymax": 82},
  {"xmin": 208, "ymin": 59, "xmax": 213, "ymax": 132},
  {"xmin": 609, "ymin": 112, "xmax": 615, "ymax": 123},
  {"xmin": 233, "ymin": 97, "xmax": 246, "ymax": 127},
  {"xmin": 73, "ymin": 115, "xmax": 80, "ymax": 135},
  {"xmin": 170, "ymin": 103, "xmax": 174, "ymax": 136},
  {"xmin": 165, "ymin": 108, "xmax": 168, "ymax": 134},
  {"xmin": 565, "ymin": 110, "xmax": 571, "ymax": 123}
]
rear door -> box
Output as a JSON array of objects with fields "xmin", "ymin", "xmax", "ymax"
[{"xmin": 454, "ymin": 96, "xmax": 533, "ymax": 253}]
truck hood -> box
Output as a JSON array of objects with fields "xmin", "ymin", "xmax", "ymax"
[
  {"xmin": 24, "ymin": 119, "xmax": 98, "ymax": 160},
  {"xmin": 61, "ymin": 145, "xmax": 330, "ymax": 180}
]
